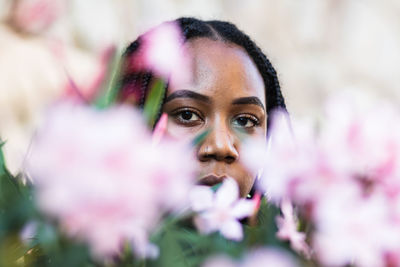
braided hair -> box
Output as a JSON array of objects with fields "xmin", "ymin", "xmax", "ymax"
[{"xmin": 118, "ymin": 17, "xmax": 287, "ymax": 127}]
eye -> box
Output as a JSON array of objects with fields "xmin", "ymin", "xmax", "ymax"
[
  {"xmin": 172, "ymin": 109, "xmax": 203, "ymax": 126},
  {"xmin": 232, "ymin": 115, "xmax": 259, "ymax": 129}
]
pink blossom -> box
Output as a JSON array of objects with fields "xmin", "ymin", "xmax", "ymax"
[
  {"xmin": 127, "ymin": 21, "xmax": 192, "ymax": 90},
  {"xmin": 244, "ymin": 110, "xmax": 320, "ymax": 204},
  {"xmin": 202, "ymin": 255, "xmax": 236, "ymax": 267},
  {"xmin": 152, "ymin": 113, "xmax": 168, "ymax": 145},
  {"xmin": 312, "ymin": 185, "xmax": 400, "ymax": 267},
  {"xmin": 62, "ymin": 46, "xmax": 113, "ymax": 104},
  {"xmin": 255, "ymin": 91, "xmax": 400, "ymax": 265},
  {"xmin": 190, "ymin": 178, "xmax": 256, "ymax": 241},
  {"xmin": 25, "ymin": 101, "xmax": 195, "ymax": 258},
  {"xmin": 203, "ymin": 248, "xmax": 299, "ymax": 267},
  {"xmin": 276, "ymin": 199, "xmax": 310, "ymax": 258},
  {"xmin": 320, "ymin": 91, "xmax": 400, "ymax": 198},
  {"xmin": 241, "ymin": 248, "xmax": 299, "ymax": 267},
  {"xmin": 258, "ymin": 91, "xmax": 400, "ymax": 205},
  {"xmin": 11, "ymin": 0, "xmax": 66, "ymax": 34},
  {"xmin": 240, "ymin": 136, "xmax": 268, "ymax": 178}
]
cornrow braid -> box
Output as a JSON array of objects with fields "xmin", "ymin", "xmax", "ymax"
[
  {"xmin": 119, "ymin": 38, "xmax": 168, "ymax": 124},
  {"xmin": 118, "ymin": 17, "xmax": 287, "ymax": 127}
]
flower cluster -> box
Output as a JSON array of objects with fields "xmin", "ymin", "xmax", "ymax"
[
  {"xmin": 25, "ymin": 101, "xmax": 195, "ymax": 259},
  {"xmin": 251, "ymin": 91, "xmax": 400, "ymax": 266}
]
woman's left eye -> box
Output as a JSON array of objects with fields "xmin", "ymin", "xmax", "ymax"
[{"xmin": 232, "ymin": 115, "xmax": 259, "ymax": 128}]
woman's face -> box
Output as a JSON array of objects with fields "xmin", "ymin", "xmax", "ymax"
[{"xmin": 162, "ymin": 38, "xmax": 267, "ymax": 197}]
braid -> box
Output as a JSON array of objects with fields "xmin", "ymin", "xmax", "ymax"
[
  {"xmin": 124, "ymin": 39, "xmax": 141, "ymax": 56},
  {"xmin": 178, "ymin": 17, "xmax": 215, "ymax": 40},
  {"xmin": 118, "ymin": 17, "xmax": 287, "ymax": 126}
]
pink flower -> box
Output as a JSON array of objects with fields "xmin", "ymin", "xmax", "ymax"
[
  {"xmin": 241, "ymin": 248, "xmax": 299, "ymax": 267},
  {"xmin": 312, "ymin": 184, "xmax": 400, "ymax": 267},
  {"xmin": 276, "ymin": 199, "xmax": 310, "ymax": 258},
  {"xmin": 11, "ymin": 0, "xmax": 66, "ymax": 34},
  {"xmin": 202, "ymin": 255, "xmax": 237, "ymax": 267},
  {"xmin": 259, "ymin": 91, "xmax": 400, "ymax": 205},
  {"xmin": 62, "ymin": 46, "xmax": 113, "ymax": 104},
  {"xmin": 127, "ymin": 22, "xmax": 192, "ymax": 90},
  {"xmin": 25, "ymin": 101, "xmax": 195, "ymax": 258},
  {"xmin": 320, "ymin": 91, "xmax": 400, "ymax": 198},
  {"xmin": 203, "ymin": 248, "xmax": 299, "ymax": 267},
  {"xmin": 240, "ymin": 136, "xmax": 268, "ymax": 178},
  {"xmin": 255, "ymin": 91, "xmax": 400, "ymax": 265},
  {"xmin": 243, "ymin": 110, "xmax": 319, "ymax": 204},
  {"xmin": 190, "ymin": 178, "xmax": 256, "ymax": 241}
]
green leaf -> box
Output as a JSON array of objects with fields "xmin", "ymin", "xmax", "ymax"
[
  {"xmin": 191, "ymin": 129, "xmax": 210, "ymax": 147},
  {"xmin": 94, "ymin": 48, "xmax": 123, "ymax": 109},
  {"xmin": 156, "ymin": 230, "xmax": 189, "ymax": 267},
  {"xmin": 0, "ymin": 142, "xmax": 21, "ymax": 211},
  {"xmin": 211, "ymin": 183, "xmax": 222, "ymax": 193},
  {"xmin": 30, "ymin": 224, "xmax": 93, "ymax": 267},
  {"xmin": 142, "ymin": 79, "xmax": 166, "ymax": 127},
  {"xmin": 151, "ymin": 214, "xmax": 245, "ymax": 267},
  {"xmin": 0, "ymin": 233, "xmax": 27, "ymax": 267},
  {"xmin": 243, "ymin": 198, "xmax": 284, "ymax": 248},
  {"xmin": 0, "ymin": 141, "xmax": 7, "ymax": 176}
]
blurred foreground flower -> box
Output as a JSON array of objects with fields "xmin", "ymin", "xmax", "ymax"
[
  {"xmin": 276, "ymin": 199, "xmax": 310, "ymax": 258},
  {"xmin": 124, "ymin": 21, "xmax": 191, "ymax": 90},
  {"xmin": 253, "ymin": 91, "xmax": 400, "ymax": 267},
  {"xmin": 203, "ymin": 247, "xmax": 299, "ymax": 267},
  {"xmin": 10, "ymin": 0, "xmax": 66, "ymax": 34},
  {"xmin": 190, "ymin": 178, "xmax": 256, "ymax": 241},
  {"xmin": 25, "ymin": 101, "xmax": 195, "ymax": 259}
]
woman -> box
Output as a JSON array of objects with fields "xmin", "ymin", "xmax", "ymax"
[{"xmin": 118, "ymin": 17, "xmax": 286, "ymax": 198}]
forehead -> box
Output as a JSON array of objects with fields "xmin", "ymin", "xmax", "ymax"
[{"xmin": 179, "ymin": 38, "xmax": 266, "ymax": 104}]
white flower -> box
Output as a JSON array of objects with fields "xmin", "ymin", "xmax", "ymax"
[
  {"xmin": 242, "ymin": 248, "xmax": 299, "ymax": 267},
  {"xmin": 276, "ymin": 199, "xmax": 310, "ymax": 258},
  {"xmin": 203, "ymin": 247, "xmax": 299, "ymax": 267},
  {"xmin": 190, "ymin": 178, "xmax": 255, "ymax": 241}
]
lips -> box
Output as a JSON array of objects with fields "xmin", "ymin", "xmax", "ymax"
[{"xmin": 198, "ymin": 174, "xmax": 227, "ymax": 186}]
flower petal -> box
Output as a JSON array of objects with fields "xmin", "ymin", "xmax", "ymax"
[
  {"xmin": 220, "ymin": 219, "xmax": 243, "ymax": 241},
  {"xmin": 194, "ymin": 213, "xmax": 217, "ymax": 234},
  {"xmin": 189, "ymin": 186, "xmax": 214, "ymax": 212},
  {"xmin": 231, "ymin": 199, "xmax": 256, "ymax": 219},
  {"xmin": 215, "ymin": 178, "xmax": 239, "ymax": 208}
]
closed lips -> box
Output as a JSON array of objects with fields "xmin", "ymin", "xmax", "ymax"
[{"xmin": 198, "ymin": 174, "xmax": 227, "ymax": 186}]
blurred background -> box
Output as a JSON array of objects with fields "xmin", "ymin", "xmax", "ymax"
[{"xmin": 1, "ymin": 0, "xmax": 399, "ymax": 173}]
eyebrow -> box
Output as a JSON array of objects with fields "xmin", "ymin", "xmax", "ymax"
[
  {"xmin": 164, "ymin": 90, "xmax": 265, "ymax": 110},
  {"xmin": 165, "ymin": 90, "xmax": 211, "ymax": 103},
  {"xmin": 232, "ymin": 97, "xmax": 265, "ymax": 110}
]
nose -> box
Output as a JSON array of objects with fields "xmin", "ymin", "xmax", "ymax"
[{"xmin": 197, "ymin": 119, "xmax": 239, "ymax": 164}]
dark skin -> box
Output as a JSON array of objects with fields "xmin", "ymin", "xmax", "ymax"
[{"xmin": 162, "ymin": 38, "xmax": 267, "ymax": 198}]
